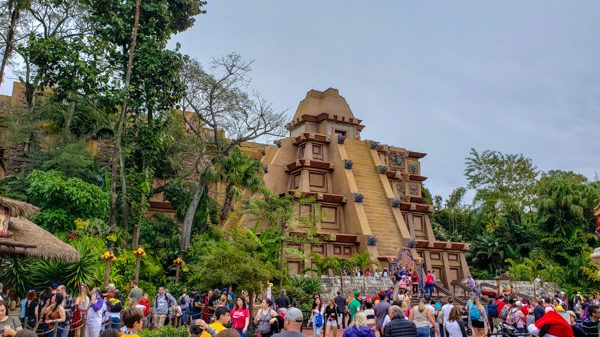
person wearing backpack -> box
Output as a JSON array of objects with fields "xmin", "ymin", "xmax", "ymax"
[
  {"xmin": 467, "ymin": 297, "xmax": 488, "ymax": 337},
  {"xmin": 485, "ymin": 298, "xmax": 498, "ymax": 332},
  {"xmin": 309, "ymin": 297, "xmax": 325, "ymax": 337},
  {"xmin": 507, "ymin": 301, "xmax": 526, "ymax": 333},
  {"xmin": 153, "ymin": 287, "xmax": 176, "ymax": 329}
]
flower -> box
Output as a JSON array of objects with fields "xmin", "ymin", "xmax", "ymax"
[
  {"xmin": 74, "ymin": 218, "xmax": 88, "ymax": 230},
  {"xmin": 133, "ymin": 246, "xmax": 146, "ymax": 257},
  {"xmin": 68, "ymin": 231, "xmax": 78, "ymax": 240},
  {"xmin": 173, "ymin": 257, "xmax": 185, "ymax": 265},
  {"xmin": 101, "ymin": 250, "xmax": 116, "ymax": 261}
]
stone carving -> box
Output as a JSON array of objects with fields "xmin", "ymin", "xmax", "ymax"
[
  {"xmin": 367, "ymin": 235, "xmax": 377, "ymax": 246},
  {"xmin": 344, "ymin": 159, "xmax": 353, "ymax": 169},
  {"xmin": 354, "ymin": 193, "xmax": 364, "ymax": 203},
  {"xmin": 369, "ymin": 141, "xmax": 378, "ymax": 149},
  {"xmin": 391, "ymin": 198, "xmax": 401, "ymax": 208},
  {"xmin": 377, "ymin": 165, "xmax": 388, "ymax": 174}
]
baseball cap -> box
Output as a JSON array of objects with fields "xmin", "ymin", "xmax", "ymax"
[
  {"xmin": 515, "ymin": 301, "xmax": 523, "ymax": 306},
  {"xmin": 285, "ymin": 307, "xmax": 304, "ymax": 322}
]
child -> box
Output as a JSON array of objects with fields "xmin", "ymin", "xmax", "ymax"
[{"xmin": 120, "ymin": 307, "xmax": 144, "ymax": 337}]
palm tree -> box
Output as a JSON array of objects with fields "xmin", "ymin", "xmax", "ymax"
[{"xmin": 217, "ymin": 147, "xmax": 264, "ymax": 224}]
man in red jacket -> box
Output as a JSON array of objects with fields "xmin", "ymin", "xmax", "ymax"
[{"xmin": 527, "ymin": 310, "xmax": 574, "ymax": 337}]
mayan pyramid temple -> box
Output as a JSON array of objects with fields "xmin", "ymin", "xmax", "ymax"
[{"xmin": 260, "ymin": 88, "xmax": 470, "ymax": 290}]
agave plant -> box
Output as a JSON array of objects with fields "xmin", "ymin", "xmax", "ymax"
[{"xmin": 0, "ymin": 257, "xmax": 33, "ymax": 298}]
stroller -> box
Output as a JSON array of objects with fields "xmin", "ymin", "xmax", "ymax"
[{"xmin": 495, "ymin": 322, "xmax": 521, "ymax": 336}]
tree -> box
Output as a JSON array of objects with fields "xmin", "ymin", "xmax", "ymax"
[
  {"xmin": 465, "ymin": 148, "xmax": 538, "ymax": 215},
  {"xmin": 179, "ymin": 53, "xmax": 287, "ymax": 250},
  {"xmin": 186, "ymin": 225, "xmax": 276, "ymax": 295},
  {"xmin": 0, "ymin": 0, "xmax": 30, "ymax": 86},
  {"xmin": 217, "ymin": 147, "xmax": 263, "ymax": 224}
]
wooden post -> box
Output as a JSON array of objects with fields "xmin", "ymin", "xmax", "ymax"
[
  {"xmin": 134, "ymin": 255, "xmax": 141, "ymax": 283},
  {"xmin": 103, "ymin": 260, "xmax": 111, "ymax": 288}
]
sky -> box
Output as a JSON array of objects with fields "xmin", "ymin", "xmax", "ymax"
[
  {"xmin": 169, "ymin": 1, "xmax": 600, "ymax": 199},
  {"xmin": 4, "ymin": 1, "xmax": 600, "ymax": 200}
]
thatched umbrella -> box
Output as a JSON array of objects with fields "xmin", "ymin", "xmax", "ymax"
[{"xmin": 0, "ymin": 196, "xmax": 79, "ymax": 263}]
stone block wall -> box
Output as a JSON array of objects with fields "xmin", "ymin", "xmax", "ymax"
[{"xmin": 320, "ymin": 276, "xmax": 394, "ymax": 298}]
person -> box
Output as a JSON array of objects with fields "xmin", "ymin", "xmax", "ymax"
[
  {"xmin": 335, "ymin": 291, "xmax": 348, "ymax": 329},
  {"xmin": 527, "ymin": 309, "xmax": 574, "ymax": 337},
  {"xmin": 551, "ymin": 298, "xmax": 565, "ymax": 311},
  {"xmin": 216, "ymin": 330, "xmax": 240, "ymax": 337},
  {"xmin": 202, "ymin": 291, "xmax": 216, "ymax": 322},
  {"xmin": 444, "ymin": 307, "xmax": 466, "ymax": 337},
  {"xmin": 409, "ymin": 299, "xmax": 438, "ymax": 337},
  {"xmin": 180, "ymin": 289, "xmax": 191, "ymax": 326},
  {"xmin": 120, "ymin": 307, "xmax": 143, "ymax": 337},
  {"xmin": 231, "ymin": 297, "xmax": 249, "ymax": 337},
  {"xmin": 139, "ymin": 292, "xmax": 150, "ymax": 324},
  {"xmin": 530, "ymin": 298, "xmax": 545, "ymax": 322},
  {"xmin": 128, "ymin": 282, "xmax": 143, "ymax": 308},
  {"xmin": 22, "ymin": 290, "xmax": 38, "ymax": 330},
  {"xmin": 363, "ymin": 300, "xmax": 376, "ymax": 328},
  {"xmin": 208, "ymin": 307, "xmax": 231, "ymax": 333},
  {"xmin": 579, "ymin": 304, "xmax": 599, "ymax": 337},
  {"xmin": 72, "ymin": 285, "xmax": 90, "ymax": 337},
  {"xmin": 40, "ymin": 293, "xmax": 66, "ymax": 335},
  {"xmin": 382, "ymin": 305, "xmax": 417, "ymax": 337},
  {"xmin": 276, "ymin": 290, "xmax": 291, "ymax": 311},
  {"xmin": 382, "ymin": 268, "xmax": 389, "ymax": 278},
  {"xmin": 56, "ymin": 285, "xmax": 74, "ymax": 337},
  {"xmin": 99, "ymin": 329, "xmax": 120, "ymax": 337},
  {"xmin": 0, "ymin": 300, "xmax": 22, "ymax": 336},
  {"xmin": 374, "ymin": 293, "xmax": 390, "ymax": 336},
  {"xmin": 309, "ymin": 296, "xmax": 325, "ymax": 337},
  {"xmin": 271, "ymin": 307, "xmax": 309, "ymax": 337},
  {"xmin": 411, "ymin": 271, "xmax": 420, "ymax": 295},
  {"xmin": 424, "ymin": 272, "xmax": 434, "ymax": 297},
  {"xmin": 324, "ymin": 297, "xmax": 339, "ymax": 337},
  {"xmin": 465, "ymin": 275, "xmax": 475, "ymax": 294},
  {"xmin": 343, "ymin": 312, "xmax": 376, "ymax": 337},
  {"xmin": 153, "ymin": 287, "xmax": 176, "ymax": 329},
  {"xmin": 189, "ymin": 319, "xmax": 218, "ymax": 337},
  {"xmin": 105, "ymin": 284, "xmax": 124, "ymax": 330},
  {"xmin": 254, "ymin": 298, "xmax": 278, "ymax": 337},
  {"xmin": 441, "ymin": 298, "xmax": 453, "ymax": 332},
  {"xmin": 86, "ymin": 288, "xmax": 106, "ymax": 337},
  {"xmin": 191, "ymin": 290, "xmax": 203, "ymax": 321},
  {"xmin": 348, "ymin": 291, "xmax": 361, "ymax": 324},
  {"xmin": 467, "ymin": 297, "xmax": 488, "ymax": 337}
]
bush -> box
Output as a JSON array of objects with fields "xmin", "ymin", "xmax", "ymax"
[
  {"xmin": 285, "ymin": 276, "xmax": 322, "ymax": 314},
  {"xmin": 138, "ymin": 325, "xmax": 186, "ymax": 337}
]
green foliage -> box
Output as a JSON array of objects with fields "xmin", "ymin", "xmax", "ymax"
[
  {"xmin": 138, "ymin": 325, "xmax": 186, "ymax": 337},
  {"xmin": 36, "ymin": 142, "xmax": 99, "ymax": 184},
  {"xmin": 186, "ymin": 225, "xmax": 276, "ymax": 294},
  {"xmin": 27, "ymin": 170, "xmax": 109, "ymax": 232},
  {"xmin": 465, "ymin": 148, "xmax": 538, "ymax": 214},
  {"xmin": 0, "ymin": 175, "xmax": 29, "ymax": 201},
  {"xmin": 285, "ymin": 276, "xmax": 322, "ymax": 312},
  {"xmin": 0, "ymin": 256, "xmax": 32, "ymax": 298}
]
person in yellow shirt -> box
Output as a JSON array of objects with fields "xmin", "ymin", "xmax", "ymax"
[{"xmin": 201, "ymin": 307, "xmax": 231, "ymax": 337}]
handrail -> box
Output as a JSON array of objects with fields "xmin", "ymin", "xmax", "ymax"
[
  {"xmin": 433, "ymin": 282, "xmax": 466, "ymax": 306},
  {"xmin": 480, "ymin": 282, "xmax": 497, "ymax": 289},
  {"xmin": 450, "ymin": 280, "xmax": 470, "ymax": 297}
]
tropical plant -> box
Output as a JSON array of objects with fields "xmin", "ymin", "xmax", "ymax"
[{"xmin": 217, "ymin": 147, "xmax": 263, "ymax": 224}]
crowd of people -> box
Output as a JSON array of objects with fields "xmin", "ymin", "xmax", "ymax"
[{"xmin": 2, "ymin": 275, "xmax": 600, "ymax": 337}]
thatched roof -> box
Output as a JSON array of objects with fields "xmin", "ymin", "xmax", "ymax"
[
  {"xmin": 0, "ymin": 197, "xmax": 39, "ymax": 218},
  {"xmin": 0, "ymin": 197, "xmax": 79, "ymax": 263}
]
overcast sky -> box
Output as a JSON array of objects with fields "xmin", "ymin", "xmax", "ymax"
[
  {"xmin": 4, "ymin": 1, "xmax": 599, "ymax": 200},
  {"xmin": 170, "ymin": 1, "xmax": 599, "ymax": 199}
]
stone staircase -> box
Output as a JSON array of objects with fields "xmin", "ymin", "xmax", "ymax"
[{"xmin": 344, "ymin": 139, "xmax": 401, "ymax": 257}]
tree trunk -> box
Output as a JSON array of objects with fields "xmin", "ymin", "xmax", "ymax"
[
  {"xmin": 0, "ymin": 0, "xmax": 21, "ymax": 87},
  {"xmin": 109, "ymin": 0, "xmax": 140, "ymax": 237},
  {"xmin": 181, "ymin": 179, "xmax": 207, "ymax": 251},
  {"xmin": 219, "ymin": 184, "xmax": 234, "ymax": 225}
]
